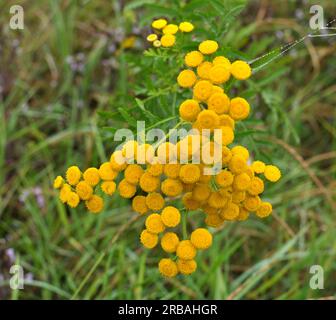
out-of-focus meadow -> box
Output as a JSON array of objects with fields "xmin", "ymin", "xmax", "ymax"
[{"xmin": 0, "ymin": 0, "xmax": 335, "ymax": 299}]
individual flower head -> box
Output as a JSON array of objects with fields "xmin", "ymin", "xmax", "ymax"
[
  {"xmin": 83, "ymin": 167, "xmax": 100, "ymax": 186},
  {"xmin": 184, "ymin": 51, "xmax": 204, "ymax": 67},
  {"xmin": 76, "ymin": 181, "xmax": 93, "ymax": 200},
  {"xmin": 140, "ymin": 230, "xmax": 158, "ymax": 249},
  {"xmin": 160, "ymin": 232, "xmax": 180, "ymax": 253},
  {"xmin": 85, "ymin": 195, "xmax": 104, "ymax": 214},
  {"xmin": 145, "ymin": 213, "xmax": 165, "ymax": 234},
  {"xmin": 179, "ymin": 164, "xmax": 201, "ymax": 184},
  {"xmin": 101, "ymin": 181, "xmax": 117, "ymax": 196},
  {"xmin": 147, "ymin": 34, "xmax": 158, "ymax": 42},
  {"xmin": 193, "ymin": 80, "xmax": 213, "ymax": 101},
  {"xmin": 66, "ymin": 166, "xmax": 81, "ymax": 186},
  {"xmin": 158, "ymin": 258, "xmax": 178, "ymax": 277},
  {"xmin": 177, "ymin": 259, "xmax": 197, "ymax": 275},
  {"xmin": 229, "ymin": 97, "xmax": 250, "ymax": 121},
  {"xmin": 256, "ymin": 201, "xmax": 273, "ymax": 218},
  {"xmin": 98, "ymin": 162, "xmax": 118, "ymax": 180},
  {"xmin": 176, "ymin": 240, "xmax": 197, "ymax": 260},
  {"xmin": 209, "ymin": 64, "xmax": 231, "ymax": 84},
  {"xmin": 190, "ymin": 228, "xmax": 213, "ymax": 249},
  {"xmin": 124, "ymin": 164, "xmax": 144, "ymax": 185},
  {"xmin": 152, "ymin": 18, "xmax": 167, "ymax": 30},
  {"xmin": 197, "ymin": 61, "xmax": 213, "ymax": 79},
  {"xmin": 161, "ymin": 206, "xmax": 181, "ymax": 227},
  {"xmin": 198, "ymin": 40, "xmax": 218, "ymax": 55},
  {"xmin": 161, "ymin": 34, "xmax": 176, "ymax": 47},
  {"xmin": 252, "ymin": 160, "xmax": 266, "ymax": 174},
  {"xmin": 231, "ymin": 60, "xmax": 252, "ymax": 80},
  {"xmin": 53, "ymin": 176, "xmax": 64, "ymax": 189},
  {"xmin": 139, "ymin": 172, "xmax": 160, "ymax": 193},
  {"xmin": 132, "ymin": 195, "xmax": 149, "ymax": 215},
  {"xmin": 161, "ymin": 178, "xmax": 183, "ymax": 197},
  {"xmin": 118, "ymin": 179, "xmax": 137, "ymax": 198},
  {"xmin": 207, "ymin": 92, "xmax": 230, "ymax": 115},
  {"xmin": 179, "ymin": 22, "xmax": 194, "ymax": 32},
  {"xmin": 146, "ymin": 192, "xmax": 165, "ymax": 211},
  {"xmin": 162, "ymin": 24, "xmax": 179, "ymax": 34},
  {"xmin": 177, "ymin": 69, "xmax": 197, "ymax": 88},
  {"xmin": 264, "ymin": 165, "xmax": 281, "ymax": 182}
]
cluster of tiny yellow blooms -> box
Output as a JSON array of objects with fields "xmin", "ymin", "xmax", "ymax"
[
  {"xmin": 146, "ymin": 18, "xmax": 194, "ymax": 48},
  {"xmin": 53, "ymin": 21, "xmax": 282, "ymax": 278}
]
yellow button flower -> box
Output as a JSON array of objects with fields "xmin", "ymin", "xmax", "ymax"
[
  {"xmin": 161, "ymin": 178, "xmax": 183, "ymax": 197},
  {"xmin": 124, "ymin": 164, "xmax": 144, "ymax": 185},
  {"xmin": 229, "ymin": 97, "xmax": 250, "ymax": 120},
  {"xmin": 145, "ymin": 213, "xmax": 165, "ymax": 234},
  {"xmin": 53, "ymin": 176, "xmax": 64, "ymax": 189},
  {"xmin": 219, "ymin": 114, "xmax": 235, "ymax": 129},
  {"xmin": 193, "ymin": 80, "xmax": 213, "ymax": 101},
  {"xmin": 184, "ymin": 51, "xmax": 204, "ymax": 67},
  {"xmin": 228, "ymin": 154, "xmax": 248, "ymax": 174},
  {"xmin": 139, "ymin": 172, "xmax": 160, "ymax": 193},
  {"xmin": 66, "ymin": 166, "xmax": 81, "ymax": 186},
  {"xmin": 76, "ymin": 181, "xmax": 93, "ymax": 200},
  {"xmin": 220, "ymin": 202, "xmax": 239, "ymax": 220},
  {"xmin": 192, "ymin": 183, "xmax": 211, "ymax": 202},
  {"xmin": 207, "ymin": 92, "xmax": 230, "ymax": 115},
  {"xmin": 146, "ymin": 192, "xmax": 165, "ymax": 211},
  {"xmin": 252, "ymin": 160, "xmax": 266, "ymax": 174},
  {"xmin": 122, "ymin": 140, "xmax": 138, "ymax": 161},
  {"xmin": 59, "ymin": 184, "xmax": 71, "ymax": 203},
  {"xmin": 177, "ymin": 69, "xmax": 197, "ymax": 88},
  {"xmin": 233, "ymin": 173, "xmax": 251, "ymax": 191},
  {"xmin": 161, "ymin": 206, "xmax": 181, "ymax": 227},
  {"xmin": 147, "ymin": 160, "xmax": 163, "ymax": 176},
  {"xmin": 153, "ymin": 40, "xmax": 161, "ymax": 48},
  {"xmin": 264, "ymin": 165, "xmax": 281, "ymax": 182},
  {"xmin": 132, "ymin": 195, "xmax": 148, "ymax": 215},
  {"xmin": 256, "ymin": 201, "xmax": 273, "ymax": 218},
  {"xmin": 231, "ymin": 145, "xmax": 249, "ymax": 161},
  {"xmin": 177, "ymin": 259, "xmax": 197, "ymax": 275},
  {"xmin": 198, "ymin": 40, "xmax": 218, "ymax": 55},
  {"xmin": 213, "ymin": 56, "xmax": 231, "ymax": 69},
  {"xmin": 140, "ymin": 229, "xmax": 158, "ymax": 249},
  {"xmin": 232, "ymin": 191, "xmax": 246, "ymax": 204},
  {"xmin": 152, "ymin": 18, "xmax": 167, "ymax": 30},
  {"xmin": 98, "ymin": 162, "xmax": 118, "ymax": 180},
  {"xmin": 146, "ymin": 33, "xmax": 158, "ymax": 42},
  {"xmin": 208, "ymin": 192, "xmax": 229, "ymax": 209},
  {"xmin": 191, "ymin": 228, "xmax": 212, "ymax": 249},
  {"xmin": 101, "ymin": 181, "xmax": 116, "ymax": 196},
  {"xmin": 163, "ymin": 164, "xmax": 181, "ymax": 179},
  {"xmin": 244, "ymin": 195, "xmax": 261, "ymax": 212},
  {"xmin": 118, "ymin": 179, "xmax": 137, "ymax": 198},
  {"xmin": 209, "ymin": 64, "xmax": 231, "ymax": 84},
  {"xmin": 158, "ymin": 258, "xmax": 178, "ymax": 277},
  {"xmin": 179, "ymin": 21, "xmax": 194, "ymax": 32},
  {"xmin": 179, "ymin": 164, "xmax": 201, "ymax": 184},
  {"xmin": 214, "ymin": 126, "xmax": 234, "ymax": 146},
  {"xmin": 161, "ymin": 34, "xmax": 176, "ymax": 47},
  {"xmin": 197, "ymin": 61, "xmax": 213, "ymax": 79},
  {"xmin": 248, "ymin": 176, "xmax": 265, "ymax": 195},
  {"xmin": 176, "ymin": 240, "xmax": 197, "ymax": 260},
  {"xmin": 197, "ymin": 110, "xmax": 220, "ymax": 130},
  {"xmin": 215, "ymin": 170, "xmax": 234, "ymax": 187},
  {"xmin": 162, "ymin": 24, "xmax": 178, "ymax": 34},
  {"xmin": 231, "ymin": 60, "xmax": 252, "ymax": 80},
  {"xmin": 85, "ymin": 195, "xmax": 104, "ymax": 214},
  {"xmin": 83, "ymin": 167, "xmax": 100, "ymax": 186},
  {"xmin": 110, "ymin": 150, "xmax": 127, "ymax": 171},
  {"xmin": 160, "ymin": 232, "xmax": 179, "ymax": 253},
  {"xmin": 67, "ymin": 192, "xmax": 80, "ymax": 208}
]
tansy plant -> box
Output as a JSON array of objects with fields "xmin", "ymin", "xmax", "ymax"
[{"xmin": 53, "ymin": 18, "xmax": 282, "ymax": 278}]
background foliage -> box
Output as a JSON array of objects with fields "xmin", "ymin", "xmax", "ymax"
[{"xmin": 0, "ymin": 0, "xmax": 335, "ymax": 299}]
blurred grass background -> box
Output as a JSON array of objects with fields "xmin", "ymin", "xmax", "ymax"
[{"xmin": 0, "ymin": 0, "xmax": 336, "ymax": 299}]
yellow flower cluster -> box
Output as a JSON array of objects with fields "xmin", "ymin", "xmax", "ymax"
[
  {"xmin": 147, "ymin": 18, "xmax": 194, "ymax": 48},
  {"xmin": 54, "ymin": 25, "xmax": 283, "ymax": 278},
  {"xmin": 177, "ymin": 40, "xmax": 252, "ymax": 131}
]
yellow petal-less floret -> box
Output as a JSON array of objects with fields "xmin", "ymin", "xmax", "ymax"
[
  {"xmin": 233, "ymin": 173, "xmax": 251, "ymax": 191},
  {"xmin": 160, "ymin": 232, "xmax": 179, "ymax": 253},
  {"xmin": 145, "ymin": 213, "xmax": 165, "ymax": 234},
  {"xmin": 179, "ymin": 164, "xmax": 200, "ymax": 184},
  {"xmin": 214, "ymin": 126, "xmax": 234, "ymax": 146},
  {"xmin": 53, "ymin": 176, "xmax": 64, "ymax": 189},
  {"xmin": 264, "ymin": 165, "xmax": 281, "ymax": 182},
  {"xmin": 219, "ymin": 114, "xmax": 235, "ymax": 129},
  {"xmin": 98, "ymin": 162, "xmax": 118, "ymax": 180},
  {"xmin": 147, "ymin": 161, "xmax": 163, "ymax": 177},
  {"xmin": 192, "ymin": 183, "xmax": 211, "ymax": 202},
  {"xmin": 177, "ymin": 259, "xmax": 197, "ymax": 275},
  {"xmin": 146, "ymin": 192, "xmax": 165, "ymax": 211},
  {"xmin": 153, "ymin": 40, "xmax": 161, "ymax": 48},
  {"xmin": 67, "ymin": 192, "xmax": 80, "ymax": 208},
  {"xmin": 198, "ymin": 40, "xmax": 218, "ymax": 55},
  {"xmin": 118, "ymin": 179, "xmax": 137, "ymax": 198},
  {"xmin": 229, "ymin": 97, "xmax": 250, "ymax": 121},
  {"xmin": 147, "ymin": 34, "xmax": 158, "ymax": 42},
  {"xmin": 124, "ymin": 164, "xmax": 144, "ymax": 185},
  {"xmin": 179, "ymin": 99, "xmax": 201, "ymax": 122},
  {"xmin": 176, "ymin": 240, "xmax": 197, "ymax": 260},
  {"xmin": 76, "ymin": 181, "xmax": 93, "ymax": 200},
  {"xmin": 161, "ymin": 34, "xmax": 176, "ymax": 47},
  {"xmin": 179, "ymin": 21, "xmax": 194, "ymax": 32},
  {"xmin": 208, "ymin": 192, "xmax": 229, "ymax": 209},
  {"xmin": 162, "ymin": 24, "xmax": 178, "ymax": 34},
  {"xmin": 161, "ymin": 178, "xmax": 183, "ymax": 197},
  {"xmin": 244, "ymin": 195, "xmax": 261, "ymax": 212},
  {"xmin": 163, "ymin": 164, "xmax": 181, "ymax": 179},
  {"xmin": 231, "ymin": 145, "xmax": 249, "ymax": 161},
  {"xmin": 213, "ymin": 56, "xmax": 231, "ymax": 69},
  {"xmin": 232, "ymin": 191, "xmax": 246, "ymax": 204},
  {"xmin": 182, "ymin": 192, "xmax": 201, "ymax": 210},
  {"xmin": 110, "ymin": 150, "xmax": 127, "ymax": 171},
  {"xmin": 231, "ymin": 60, "xmax": 252, "ymax": 80},
  {"xmin": 140, "ymin": 229, "xmax": 158, "ymax": 249},
  {"xmin": 161, "ymin": 206, "xmax": 181, "ymax": 227},
  {"xmin": 101, "ymin": 181, "xmax": 117, "ymax": 196},
  {"xmin": 256, "ymin": 201, "xmax": 273, "ymax": 218},
  {"xmin": 197, "ymin": 61, "xmax": 213, "ymax": 80},
  {"xmin": 207, "ymin": 92, "xmax": 230, "ymax": 115},
  {"xmin": 139, "ymin": 172, "xmax": 160, "ymax": 193},
  {"xmin": 190, "ymin": 228, "xmax": 212, "ymax": 249},
  {"xmin": 152, "ymin": 18, "xmax": 167, "ymax": 30},
  {"xmin": 66, "ymin": 166, "xmax": 81, "ymax": 186},
  {"xmin": 252, "ymin": 160, "xmax": 266, "ymax": 174},
  {"xmin": 209, "ymin": 64, "xmax": 231, "ymax": 84},
  {"xmin": 197, "ymin": 110, "xmax": 220, "ymax": 130},
  {"xmin": 177, "ymin": 69, "xmax": 197, "ymax": 88},
  {"xmin": 59, "ymin": 184, "xmax": 71, "ymax": 203},
  {"xmin": 228, "ymin": 154, "xmax": 248, "ymax": 174},
  {"xmin": 215, "ymin": 170, "xmax": 234, "ymax": 187},
  {"xmin": 220, "ymin": 202, "xmax": 240, "ymax": 220},
  {"xmin": 83, "ymin": 167, "xmax": 100, "ymax": 186},
  {"xmin": 85, "ymin": 195, "xmax": 104, "ymax": 214},
  {"xmin": 193, "ymin": 80, "xmax": 213, "ymax": 101},
  {"xmin": 132, "ymin": 195, "xmax": 148, "ymax": 215},
  {"xmin": 248, "ymin": 176, "xmax": 265, "ymax": 195},
  {"xmin": 184, "ymin": 51, "xmax": 204, "ymax": 67},
  {"xmin": 158, "ymin": 258, "xmax": 178, "ymax": 277}
]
